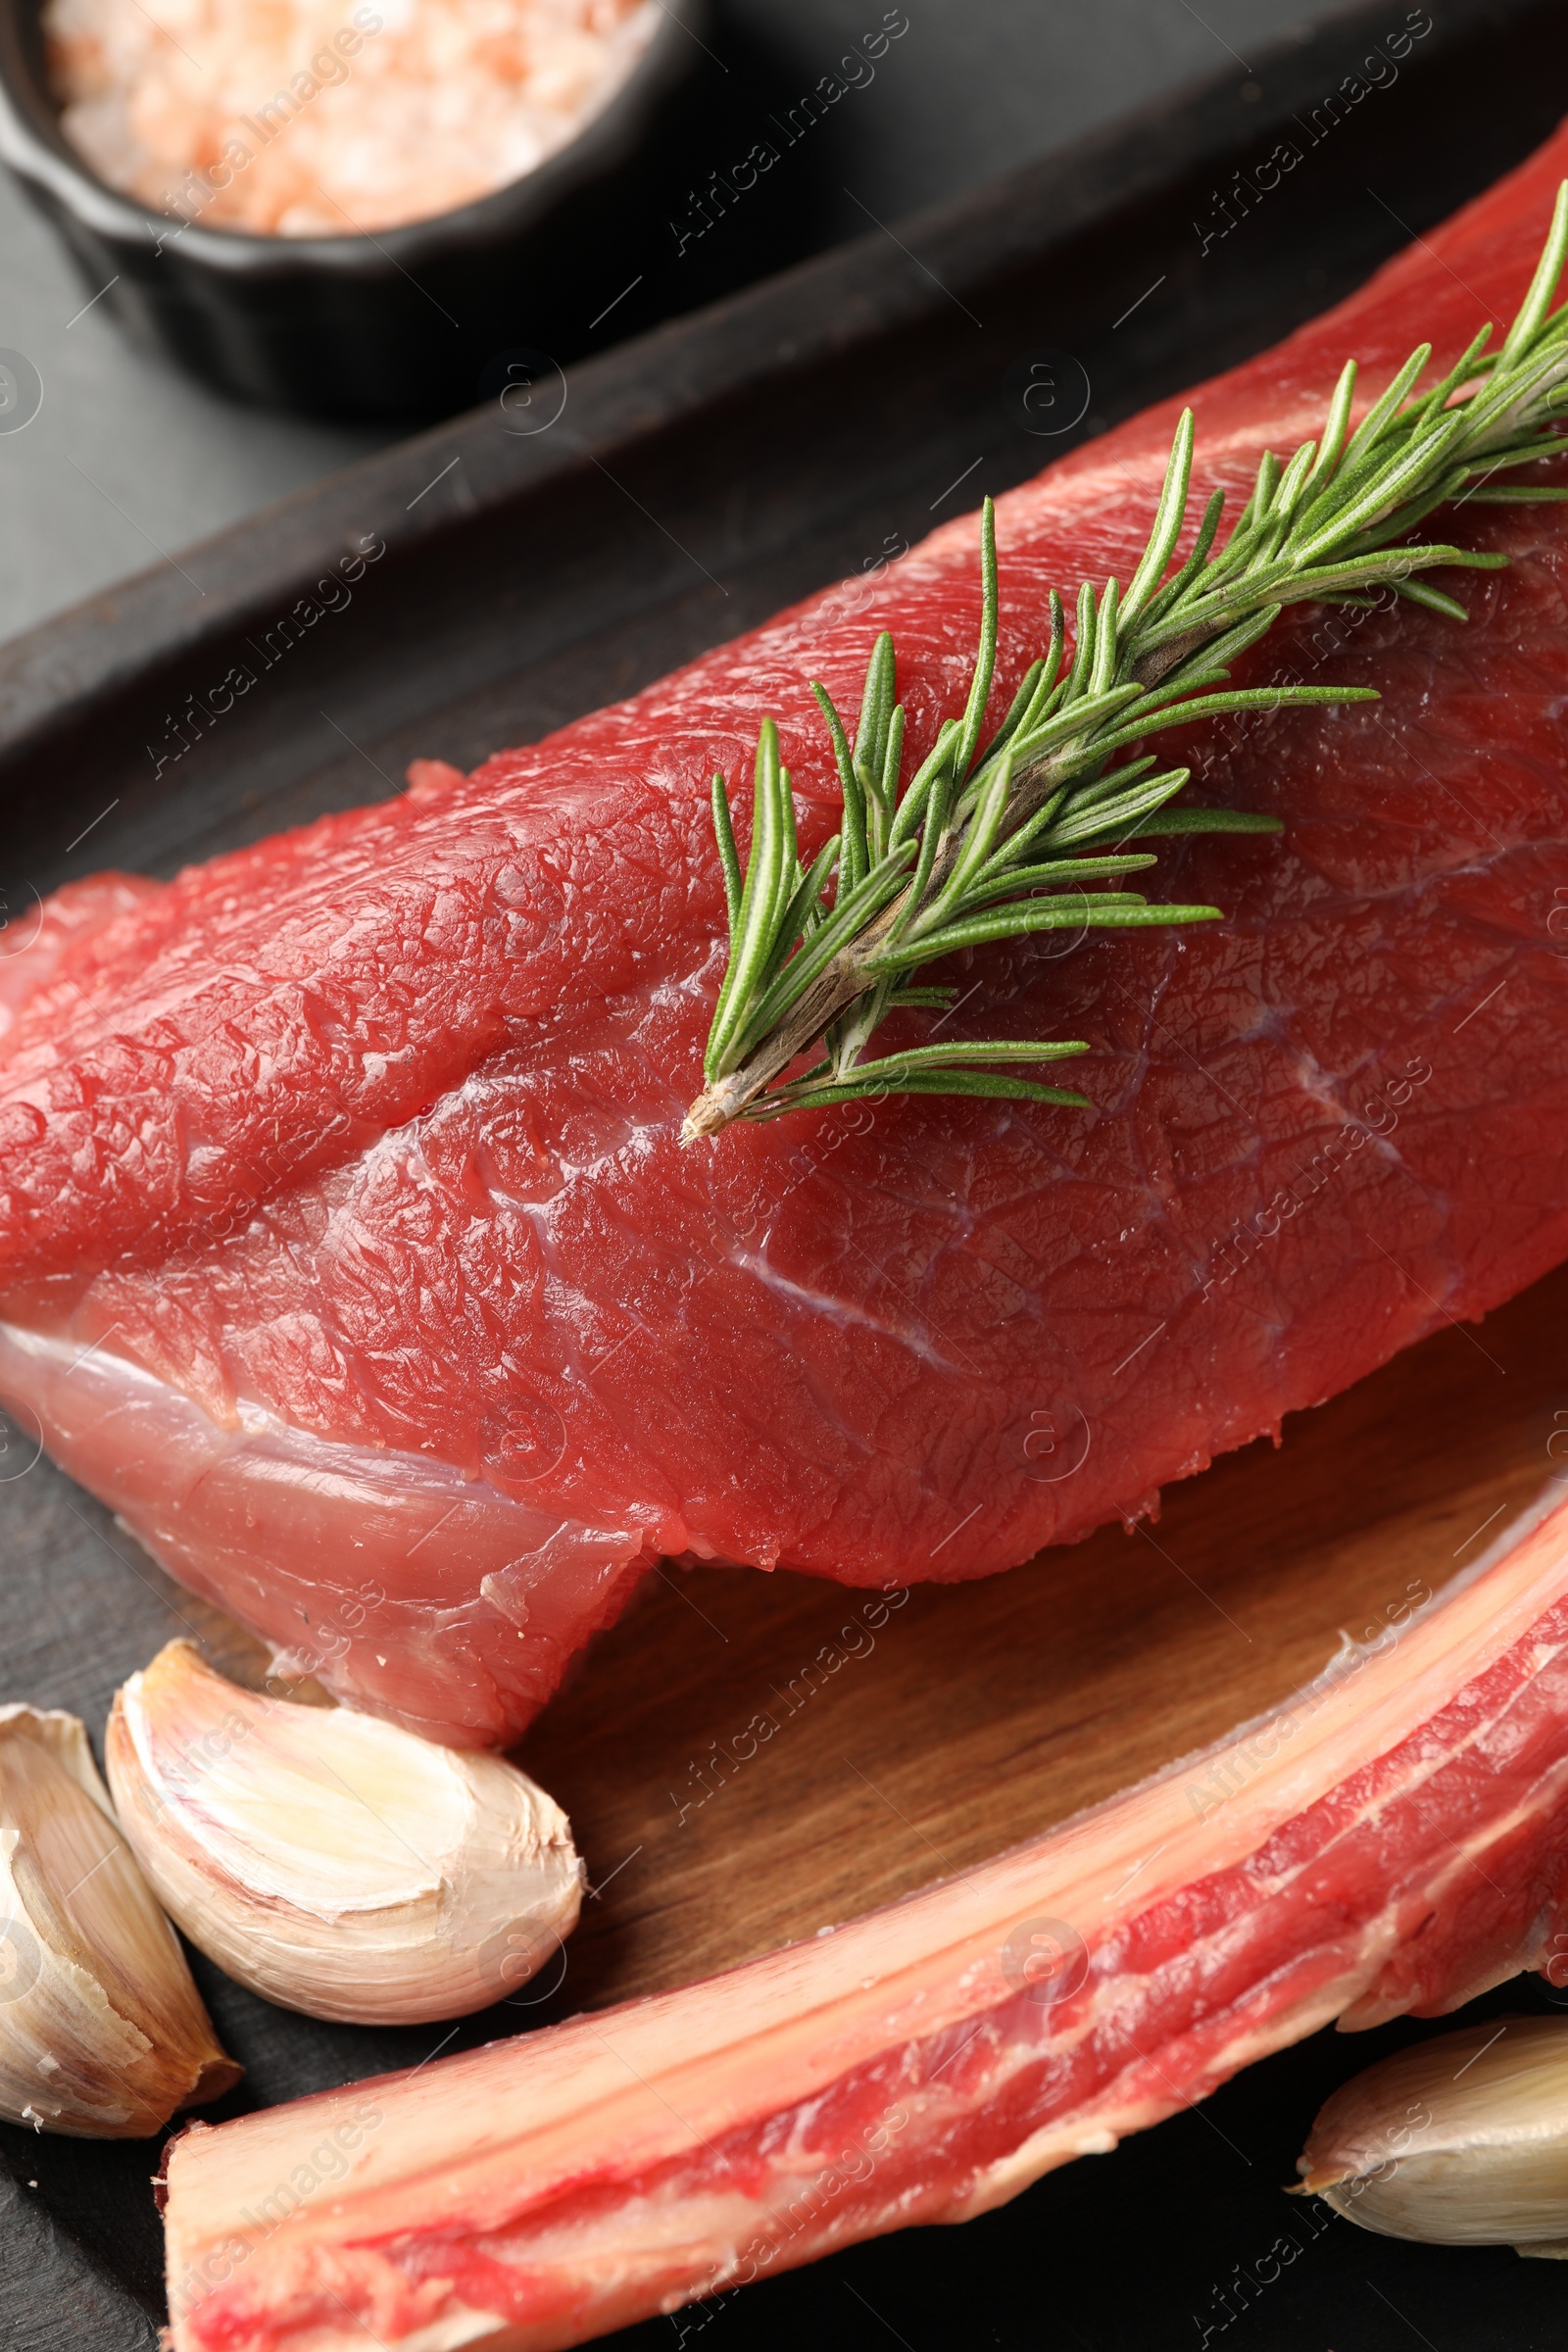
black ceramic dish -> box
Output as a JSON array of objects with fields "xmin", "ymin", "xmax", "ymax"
[{"xmin": 0, "ymin": 0, "xmax": 721, "ymax": 417}]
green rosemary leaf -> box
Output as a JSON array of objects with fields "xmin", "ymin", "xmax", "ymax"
[
  {"xmin": 888, "ymin": 719, "xmax": 960, "ymax": 853},
  {"xmin": 1305, "ymin": 360, "xmax": 1357, "ymax": 490},
  {"xmin": 1036, "ymin": 769, "xmax": 1197, "ymax": 848},
  {"xmin": 951, "ymin": 499, "xmax": 1001, "ymax": 781},
  {"xmin": 854, "ymin": 631, "xmax": 898, "ymax": 810},
  {"xmin": 1336, "ymin": 342, "xmax": 1433, "ymax": 470},
  {"xmin": 884, "ymin": 765, "xmax": 954, "ymax": 950},
  {"xmin": 703, "ymin": 719, "xmax": 790, "ymax": 1080},
  {"xmin": 1004, "ymin": 679, "xmax": 1148, "ymax": 762},
  {"xmin": 684, "ymin": 182, "xmax": 1568, "ymax": 1139},
  {"xmin": 1132, "ymin": 606, "xmax": 1282, "ymax": 702},
  {"xmin": 976, "ymin": 656, "xmax": 1047, "ymax": 772},
  {"xmin": 957, "ymin": 853, "xmax": 1160, "ymax": 909},
  {"xmin": 1042, "ymin": 756, "xmax": 1173, "ymax": 818},
  {"xmin": 877, "ymin": 701, "xmax": 906, "ymax": 850},
  {"xmin": 1092, "ymin": 577, "xmax": 1125, "ymax": 697},
  {"xmin": 737, "ymin": 847, "xmax": 914, "ymax": 1052},
  {"xmin": 1287, "ymin": 544, "xmax": 1507, "ymax": 597},
  {"xmin": 751, "ymin": 1068, "xmax": 1094, "ymax": 1117},
  {"xmin": 1230, "ymin": 445, "xmax": 1279, "ymax": 542},
  {"xmin": 818, "ymin": 1037, "xmax": 1091, "ymax": 1075},
  {"xmin": 1125, "ymin": 808, "xmax": 1284, "ymax": 836},
  {"xmin": 1061, "ymin": 578, "xmax": 1100, "ymax": 709},
  {"xmin": 967, "ymin": 777, "xmax": 1075, "ymax": 874},
  {"xmin": 917, "ymin": 748, "xmax": 1016, "ymax": 933},
  {"xmin": 1122, "ymin": 410, "xmax": 1196, "ymax": 622},
  {"xmin": 1500, "ymin": 180, "xmax": 1568, "ymax": 361},
  {"xmin": 1414, "ymin": 327, "xmax": 1494, "ymax": 425},
  {"xmin": 1456, "ymin": 434, "xmax": 1562, "ymax": 472},
  {"xmin": 810, "ymin": 682, "xmax": 869, "ymax": 897},
  {"xmin": 710, "ymin": 771, "xmax": 742, "ymax": 931},
  {"xmin": 1079, "ymin": 682, "xmax": 1379, "ymax": 768},
  {"xmin": 1391, "ymin": 576, "xmax": 1471, "ymax": 619},
  {"xmin": 1140, "ymin": 486, "xmax": 1226, "ymax": 625},
  {"xmin": 1297, "ymin": 406, "xmax": 1466, "ymax": 561},
  {"xmin": 869, "ymin": 897, "xmax": 1222, "ymax": 974},
  {"xmin": 1460, "ymin": 483, "xmax": 1568, "ymax": 501},
  {"xmin": 890, "ymin": 986, "xmax": 958, "ymax": 1008},
  {"xmin": 759, "ymin": 833, "xmax": 841, "ymax": 993},
  {"xmin": 1270, "ymin": 434, "xmax": 1321, "ymax": 528}
]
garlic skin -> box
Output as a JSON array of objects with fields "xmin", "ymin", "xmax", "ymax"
[
  {"xmin": 106, "ymin": 1642, "xmax": 583, "ymax": 2026},
  {"xmin": 0, "ymin": 1705, "xmax": 240, "ymax": 2136},
  {"xmin": 1298, "ymin": 2014, "xmax": 1568, "ymax": 2256}
]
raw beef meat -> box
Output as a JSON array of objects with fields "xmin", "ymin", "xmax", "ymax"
[{"xmin": 4, "ymin": 130, "xmax": 1568, "ymax": 1742}]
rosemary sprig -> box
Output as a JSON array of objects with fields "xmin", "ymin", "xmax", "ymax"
[{"xmin": 684, "ymin": 184, "xmax": 1568, "ymax": 1140}]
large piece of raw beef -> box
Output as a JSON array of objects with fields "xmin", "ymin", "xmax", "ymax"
[{"xmin": 4, "ymin": 126, "xmax": 1568, "ymax": 1744}]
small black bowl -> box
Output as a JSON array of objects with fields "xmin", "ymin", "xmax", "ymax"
[{"xmin": 0, "ymin": 0, "xmax": 710, "ymax": 417}]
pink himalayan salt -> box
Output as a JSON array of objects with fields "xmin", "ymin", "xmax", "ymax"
[{"xmin": 44, "ymin": 0, "xmax": 656, "ymax": 236}]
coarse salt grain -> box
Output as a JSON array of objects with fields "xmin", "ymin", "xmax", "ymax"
[{"xmin": 44, "ymin": 0, "xmax": 657, "ymax": 236}]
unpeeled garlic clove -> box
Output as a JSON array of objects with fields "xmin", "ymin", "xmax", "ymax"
[
  {"xmin": 106, "ymin": 1642, "xmax": 583, "ymax": 2026},
  {"xmin": 0, "ymin": 1703, "xmax": 240, "ymax": 2136},
  {"xmin": 1297, "ymin": 2014, "xmax": 1568, "ymax": 2256}
]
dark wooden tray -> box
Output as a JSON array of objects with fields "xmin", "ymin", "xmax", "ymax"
[{"xmin": 5, "ymin": 3, "xmax": 1568, "ymax": 2343}]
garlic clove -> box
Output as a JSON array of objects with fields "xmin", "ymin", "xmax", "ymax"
[
  {"xmin": 1297, "ymin": 2014, "xmax": 1568, "ymax": 2254},
  {"xmin": 106, "ymin": 1641, "xmax": 583, "ymax": 2026},
  {"xmin": 0, "ymin": 1703, "xmax": 240, "ymax": 2137}
]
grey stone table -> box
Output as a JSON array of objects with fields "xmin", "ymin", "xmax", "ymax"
[{"xmin": 0, "ymin": 0, "xmax": 1324, "ymax": 645}]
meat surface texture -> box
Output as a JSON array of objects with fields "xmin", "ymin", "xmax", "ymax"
[
  {"xmin": 160, "ymin": 1487, "xmax": 1568, "ymax": 2351},
  {"xmin": 6, "ymin": 134, "xmax": 1568, "ymax": 1743}
]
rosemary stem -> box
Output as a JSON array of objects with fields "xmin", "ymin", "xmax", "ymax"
[
  {"xmin": 683, "ymin": 181, "xmax": 1568, "ymax": 1139},
  {"xmin": 683, "ymin": 946, "xmax": 876, "ymax": 1136},
  {"xmin": 681, "ymin": 759, "xmax": 1081, "ymax": 1137}
]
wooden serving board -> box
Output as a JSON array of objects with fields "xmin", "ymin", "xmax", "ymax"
[{"xmin": 5, "ymin": 4, "xmax": 1568, "ymax": 2343}]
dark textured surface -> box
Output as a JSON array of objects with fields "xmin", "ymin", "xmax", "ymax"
[
  {"xmin": 0, "ymin": 0, "xmax": 1325, "ymax": 643},
  {"xmin": 3, "ymin": 1, "xmax": 1568, "ymax": 2340},
  {"xmin": 0, "ymin": 2173, "xmax": 159, "ymax": 2349}
]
